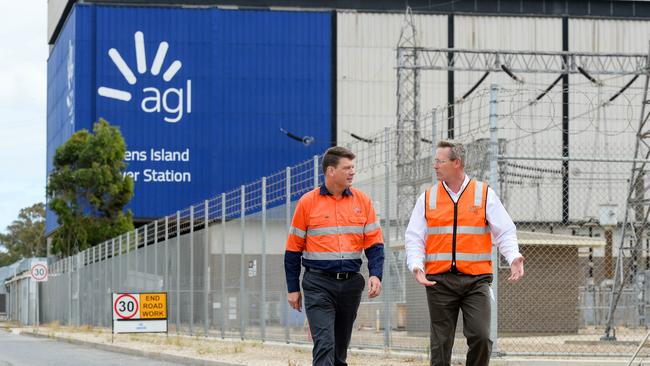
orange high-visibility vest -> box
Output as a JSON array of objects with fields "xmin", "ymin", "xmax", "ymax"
[{"xmin": 424, "ymin": 179, "xmax": 492, "ymax": 275}]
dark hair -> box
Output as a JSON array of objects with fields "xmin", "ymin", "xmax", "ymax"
[{"xmin": 322, "ymin": 146, "xmax": 355, "ymax": 175}]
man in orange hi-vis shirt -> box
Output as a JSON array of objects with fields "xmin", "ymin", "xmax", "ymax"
[
  {"xmin": 405, "ymin": 140, "xmax": 524, "ymax": 366},
  {"xmin": 284, "ymin": 146, "xmax": 384, "ymax": 366}
]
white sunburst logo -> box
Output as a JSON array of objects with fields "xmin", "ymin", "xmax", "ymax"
[{"xmin": 98, "ymin": 31, "xmax": 192, "ymax": 123}]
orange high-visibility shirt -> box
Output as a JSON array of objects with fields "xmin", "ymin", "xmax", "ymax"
[{"xmin": 284, "ymin": 185, "xmax": 384, "ymax": 292}]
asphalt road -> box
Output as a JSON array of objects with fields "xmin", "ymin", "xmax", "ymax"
[{"xmin": 0, "ymin": 330, "xmax": 179, "ymax": 366}]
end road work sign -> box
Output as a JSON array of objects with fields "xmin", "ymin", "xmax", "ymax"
[{"xmin": 112, "ymin": 292, "xmax": 167, "ymax": 334}]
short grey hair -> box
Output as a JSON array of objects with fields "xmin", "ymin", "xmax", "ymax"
[{"xmin": 437, "ymin": 140, "xmax": 465, "ymax": 167}]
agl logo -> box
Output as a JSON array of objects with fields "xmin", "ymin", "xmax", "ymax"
[{"xmin": 98, "ymin": 31, "xmax": 191, "ymax": 123}]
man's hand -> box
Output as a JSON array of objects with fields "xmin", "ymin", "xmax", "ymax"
[
  {"xmin": 508, "ymin": 256, "xmax": 525, "ymax": 282},
  {"xmin": 413, "ymin": 268, "xmax": 436, "ymax": 286},
  {"xmin": 288, "ymin": 291, "xmax": 302, "ymax": 311},
  {"xmin": 368, "ymin": 276, "xmax": 382, "ymax": 298}
]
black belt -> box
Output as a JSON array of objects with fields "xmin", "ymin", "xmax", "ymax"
[{"xmin": 306, "ymin": 267, "xmax": 357, "ymax": 280}]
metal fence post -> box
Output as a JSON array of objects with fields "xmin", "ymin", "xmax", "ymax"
[
  {"xmin": 135, "ymin": 228, "xmax": 139, "ymax": 282},
  {"xmin": 261, "ymin": 176, "xmax": 267, "ymax": 342},
  {"xmin": 190, "ymin": 205, "xmax": 195, "ymax": 335},
  {"xmin": 126, "ymin": 232, "xmax": 130, "ymax": 290},
  {"xmin": 240, "ymin": 185, "xmax": 246, "ymax": 340},
  {"xmin": 383, "ymin": 127, "xmax": 392, "ymax": 349},
  {"xmin": 104, "ymin": 242, "xmax": 108, "ymax": 326},
  {"xmin": 69, "ymin": 256, "xmax": 73, "ymax": 325},
  {"xmin": 432, "ymin": 109, "xmax": 438, "ymax": 184},
  {"xmin": 92, "ymin": 246, "xmax": 96, "ymax": 326},
  {"xmin": 176, "ymin": 210, "xmax": 181, "ymax": 333},
  {"xmin": 164, "ymin": 216, "xmax": 169, "ymax": 293},
  {"xmin": 144, "ymin": 225, "xmax": 148, "ymax": 276},
  {"xmin": 76, "ymin": 253, "xmax": 81, "ymax": 326},
  {"xmin": 221, "ymin": 193, "xmax": 226, "ymax": 339},
  {"xmin": 204, "ymin": 199, "xmax": 210, "ymax": 336},
  {"xmin": 119, "ymin": 236, "xmax": 123, "ymax": 292},
  {"xmin": 489, "ymin": 83, "xmax": 500, "ymax": 352},
  {"xmin": 285, "ymin": 167, "xmax": 291, "ymax": 343},
  {"xmin": 313, "ymin": 155, "xmax": 319, "ymax": 188},
  {"xmin": 154, "ymin": 220, "xmax": 158, "ymax": 278}
]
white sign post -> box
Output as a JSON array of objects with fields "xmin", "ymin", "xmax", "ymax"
[{"xmin": 112, "ymin": 292, "xmax": 168, "ymax": 334}]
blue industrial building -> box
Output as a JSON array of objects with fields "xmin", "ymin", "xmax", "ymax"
[{"xmin": 47, "ymin": 4, "xmax": 333, "ymax": 233}]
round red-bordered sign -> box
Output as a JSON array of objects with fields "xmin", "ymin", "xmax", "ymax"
[
  {"xmin": 31, "ymin": 263, "xmax": 48, "ymax": 281},
  {"xmin": 114, "ymin": 294, "xmax": 139, "ymax": 319}
]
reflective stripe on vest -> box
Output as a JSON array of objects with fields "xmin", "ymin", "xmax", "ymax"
[
  {"xmin": 303, "ymin": 251, "xmax": 363, "ymax": 260},
  {"xmin": 474, "ymin": 181, "xmax": 483, "ymax": 207},
  {"xmin": 428, "ymin": 183, "xmax": 438, "ymax": 210},
  {"xmin": 426, "ymin": 252, "xmax": 492, "ymax": 262},
  {"xmin": 427, "ymin": 226, "xmax": 490, "ymax": 235}
]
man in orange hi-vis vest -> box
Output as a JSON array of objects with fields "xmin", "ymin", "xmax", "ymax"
[
  {"xmin": 284, "ymin": 146, "xmax": 384, "ymax": 366},
  {"xmin": 405, "ymin": 140, "xmax": 524, "ymax": 366}
]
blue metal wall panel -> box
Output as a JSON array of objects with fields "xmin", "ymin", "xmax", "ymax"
[
  {"xmin": 45, "ymin": 7, "xmax": 78, "ymax": 234},
  {"xmin": 46, "ymin": 4, "xmax": 332, "ymax": 231}
]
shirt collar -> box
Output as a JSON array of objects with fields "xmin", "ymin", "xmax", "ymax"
[
  {"xmin": 320, "ymin": 184, "xmax": 353, "ymax": 196},
  {"xmin": 441, "ymin": 175, "xmax": 470, "ymax": 195}
]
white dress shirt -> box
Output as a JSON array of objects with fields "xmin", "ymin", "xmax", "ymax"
[{"xmin": 405, "ymin": 175, "xmax": 522, "ymax": 273}]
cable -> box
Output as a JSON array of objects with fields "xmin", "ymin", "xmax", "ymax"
[
  {"xmin": 530, "ymin": 75, "xmax": 563, "ymax": 105},
  {"xmin": 279, "ymin": 128, "xmax": 315, "ymax": 146},
  {"xmin": 608, "ymin": 75, "xmax": 640, "ymax": 103},
  {"xmin": 501, "ymin": 65, "xmax": 523, "ymax": 83},
  {"xmin": 350, "ymin": 132, "xmax": 375, "ymax": 144},
  {"xmin": 577, "ymin": 66, "xmax": 600, "ymax": 86},
  {"xmin": 459, "ymin": 71, "xmax": 490, "ymax": 101}
]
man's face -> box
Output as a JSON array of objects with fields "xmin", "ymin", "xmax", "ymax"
[
  {"xmin": 434, "ymin": 147, "xmax": 459, "ymax": 182},
  {"xmin": 328, "ymin": 157, "xmax": 355, "ymax": 188}
]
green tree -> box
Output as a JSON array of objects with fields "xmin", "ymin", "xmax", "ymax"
[
  {"xmin": 0, "ymin": 203, "xmax": 46, "ymax": 266},
  {"xmin": 47, "ymin": 118, "xmax": 134, "ymax": 256}
]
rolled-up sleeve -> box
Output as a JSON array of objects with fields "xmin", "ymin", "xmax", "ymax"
[
  {"xmin": 405, "ymin": 192, "xmax": 427, "ymax": 273},
  {"xmin": 486, "ymin": 187, "xmax": 522, "ymax": 265}
]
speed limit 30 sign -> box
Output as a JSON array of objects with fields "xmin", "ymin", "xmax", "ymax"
[
  {"xmin": 112, "ymin": 292, "xmax": 167, "ymax": 334},
  {"xmin": 30, "ymin": 262, "xmax": 48, "ymax": 282},
  {"xmin": 114, "ymin": 294, "xmax": 139, "ymax": 319}
]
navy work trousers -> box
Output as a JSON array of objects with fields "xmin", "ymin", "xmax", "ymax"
[{"xmin": 302, "ymin": 270, "xmax": 365, "ymax": 366}]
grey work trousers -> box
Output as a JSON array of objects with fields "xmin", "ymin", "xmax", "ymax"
[
  {"xmin": 302, "ymin": 270, "xmax": 365, "ymax": 366},
  {"xmin": 425, "ymin": 272, "xmax": 493, "ymax": 366}
]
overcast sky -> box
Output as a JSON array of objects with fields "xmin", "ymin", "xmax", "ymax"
[{"xmin": 0, "ymin": 1, "xmax": 47, "ymax": 236}]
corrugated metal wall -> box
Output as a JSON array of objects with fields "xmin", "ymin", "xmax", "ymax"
[
  {"xmin": 567, "ymin": 18, "xmax": 650, "ymax": 221},
  {"xmin": 336, "ymin": 11, "xmax": 447, "ymax": 146}
]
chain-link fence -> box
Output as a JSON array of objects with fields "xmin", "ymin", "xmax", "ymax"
[{"xmin": 35, "ymin": 78, "xmax": 650, "ymax": 360}]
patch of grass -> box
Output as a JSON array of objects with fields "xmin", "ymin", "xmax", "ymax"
[
  {"xmin": 47, "ymin": 320, "xmax": 61, "ymax": 332},
  {"xmin": 232, "ymin": 344, "xmax": 244, "ymax": 353},
  {"xmin": 287, "ymin": 360, "xmax": 301, "ymax": 366},
  {"xmin": 77, "ymin": 324, "xmax": 93, "ymax": 333},
  {"xmin": 165, "ymin": 335, "xmax": 186, "ymax": 348},
  {"xmin": 195, "ymin": 344, "xmax": 214, "ymax": 355}
]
